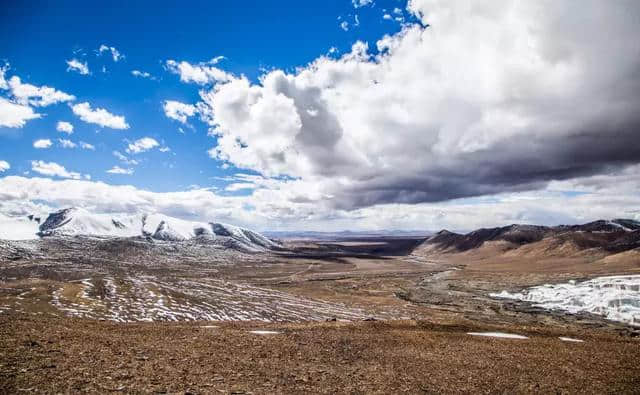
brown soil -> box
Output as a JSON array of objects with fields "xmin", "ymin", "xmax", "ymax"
[{"xmin": 1, "ymin": 312, "xmax": 639, "ymax": 394}]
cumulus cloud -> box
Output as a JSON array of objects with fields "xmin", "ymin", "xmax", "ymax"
[
  {"xmin": 165, "ymin": 59, "xmax": 231, "ymax": 85},
  {"xmin": 0, "ymin": 63, "xmax": 7, "ymax": 89},
  {"xmin": 33, "ymin": 139, "xmax": 52, "ymax": 149},
  {"xmin": 126, "ymin": 137, "xmax": 159, "ymax": 154},
  {"xmin": 0, "ymin": 65, "xmax": 72, "ymax": 129},
  {"xmin": 163, "ymin": 100, "xmax": 197, "ymax": 124},
  {"xmin": 1, "ymin": 165, "xmax": 639, "ymax": 232},
  {"xmin": 0, "ymin": 160, "xmax": 9, "ymax": 172},
  {"xmin": 131, "ymin": 70, "xmax": 155, "ymax": 79},
  {"xmin": 79, "ymin": 142, "xmax": 95, "ymax": 150},
  {"xmin": 98, "ymin": 45, "xmax": 123, "ymax": 62},
  {"xmin": 352, "ymin": 0, "xmax": 373, "ymax": 8},
  {"xmin": 113, "ymin": 151, "xmax": 138, "ymax": 165},
  {"xmin": 56, "ymin": 121, "xmax": 74, "ymax": 134},
  {"xmin": 71, "ymin": 102, "xmax": 129, "ymax": 129},
  {"xmin": 194, "ymin": 1, "xmax": 640, "ymax": 211},
  {"xmin": 30, "ymin": 161, "xmax": 86, "ymax": 180},
  {"xmin": 106, "ymin": 166, "xmax": 133, "ymax": 175},
  {"xmin": 66, "ymin": 59, "xmax": 90, "ymax": 75},
  {"xmin": 0, "ymin": 97, "xmax": 40, "ymax": 128},
  {"xmin": 5, "ymin": 76, "xmax": 75, "ymax": 106},
  {"xmin": 58, "ymin": 139, "xmax": 77, "ymax": 149}
]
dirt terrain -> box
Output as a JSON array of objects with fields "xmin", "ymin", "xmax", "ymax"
[
  {"xmin": 1, "ymin": 235, "xmax": 639, "ymax": 393},
  {"xmin": 2, "ymin": 313, "xmax": 639, "ymax": 394}
]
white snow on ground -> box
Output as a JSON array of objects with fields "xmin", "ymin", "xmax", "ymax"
[
  {"xmin": 491, "ymin": 275, "xmax": 640, "ymax": 327},
  {"xmin": 142, "ymin": 213, "xmax": 213, "ymax": 240},
  {"xmin": 49, "ymin": 275, "xmax": 378, "ymax": 323},
  {"xmin": 559, "ymin": 337, "xmax": 584, "ymax": 343},
  {"xmin": 249, "ymin": 330, "xmax": 281, "ymax": 335},
  {"xmin": 467, "ymin": 332, "xmax": 528, "ymax": 339}
]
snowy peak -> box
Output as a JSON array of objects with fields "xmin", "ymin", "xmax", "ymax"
[
  {"xmin": 38, "ymin": 208, "xmax": 140, "ymax": 238},
  {"xmin": 141, "ymin": 213, "xmax": 213, "ymax": 241},
  {"xmin": 212, "ymin": 222, "xmax": 280, "ymax": 250},
  {"xmin": 35, "ymin": 208, "xmax": 280, "ymax": 251}
]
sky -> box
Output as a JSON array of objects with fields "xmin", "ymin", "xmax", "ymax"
[{"xmin": 1, "ymin": 0, "xmax": 639, "ymax": 232}]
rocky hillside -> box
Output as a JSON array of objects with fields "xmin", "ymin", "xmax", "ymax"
[{"xmin": 416, "ymin": 219, "xmax": 640, "ymax": 256}]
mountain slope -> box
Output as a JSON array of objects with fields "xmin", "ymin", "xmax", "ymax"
[
  {"xmin": 415, "ymin": 219, "xmax": 640, "ymax": 257},
  {"xmin": 31, "ymin": 207, "xmax": 280, "ymax": 251}
]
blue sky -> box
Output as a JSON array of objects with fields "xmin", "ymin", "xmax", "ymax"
[
  {"xmin": 0, "ymin": 1, "xmax": 638, "ymax": 231},
  {"xmin": 0, "ymin": 0, "xmax": 410, "ymax": 192}
]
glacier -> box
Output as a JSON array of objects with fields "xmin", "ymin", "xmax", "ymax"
[{"xmin": 491, "ymin": 275, "xmax": 640, "ymax": 326}]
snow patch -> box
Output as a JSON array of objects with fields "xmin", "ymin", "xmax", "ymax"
[
  {"xmin": 249, "ymin": 330, "xmax": 281, "ymax": 335},
  {"xmin": 467, "ymin": 332, "xmax": 528, "ymax": 339},
  {"xmin": 559, "ymin": 337, "xmax": 584, "ymax": 343},
  {"xmin": 491, "ymin": 275, "xmax": 640, "ymax": 326}
]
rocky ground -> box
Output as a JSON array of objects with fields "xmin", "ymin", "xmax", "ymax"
[
  {"xmin": 2, "ymin": 313, "xmax": 639, "ymax": 394},
  {"xmin": 1, "ymin": 235, "xmax": 639, "ymax": 393}
]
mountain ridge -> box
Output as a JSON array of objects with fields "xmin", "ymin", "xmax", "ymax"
[
  {"xmin": 418, "ymin": 219, "xmax": 640, "ymax": 255},
  {"xmin": 30, "ymin": 207, "xmax": 281, "ymax": 252}
]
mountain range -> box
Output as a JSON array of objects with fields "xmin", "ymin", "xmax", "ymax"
[
  {"xmin": 415, "ymin": 219, "xmax": 640, "ymax": 259},
  {"xmin": 5, "ymin": 207, "xmax": 281, "ymax": 252}
]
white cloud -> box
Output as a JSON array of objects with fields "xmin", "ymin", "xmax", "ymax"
[
  {"xmin": 163, "ymin": 100, "xmax": 197, "ymax": 124},
  {"xmin": 195, "ymin": 1, "xmax": 640, "ymax": 211},
  {"xmin": 340, "ymin": 21, "xmax": 349, "ymax": 31},
  {"xmin": 113, "ymin": 151, "xmax": 139, "ymax": 165},
  {"xmin": 56, "ymin": 121, "xmax": 74, "ymax": 134},
  {"xmin": 5, "ymin": 76, "xmax": 75, "ymax": 107},
  {"xmin": 98, "ymin": 45, "xmax": 123, "ymax": 62},
  {"xmin": 30, "ymin": 161, "xmax": 84, "ymax": 179},
  {"xmin": 0, "ymin": 160, "xmax": 9, "ymax": 172},
  {"xmin": 383, "ymin": 14, "xmax": 392, "ymax": 20},
  {"xmin": 1, "ymin": 165, "xmax": 639, "ymax": 232},
  {"xmin": 225, "ymin": 182, "xmax": 256, "ymax": 192},
  {"xmin": 106, "ymin": 166, "xmax": 133, "ymax": 175},
  {"xmin": 131, "ymin": 70, "xmax": 154, "ymax": 79},
  {"xmin": 352, "ymin": 0, "xmax": 373, "ymax": 8},
  {"xmin": 159, "ymin": 146, "xmax": 171, "ymax": 153},
  {"xmin": 66, "ymin": 59, "xmax": 90, "ymax": 75},
  {"xmin": 33, "ymin": 139, "xmax": 52, "ymax": 149},
  {"xmin": 0, "ymin": 66, "xmax": 73, "ymax": 129},
  {"xmin": 165, "ymin": 59, "xmax": 231, "ymax": 85},
  {"xmin": 71, "ymin": 102, "xmax": 129, "ymax": 129},
  {"xmin": 0, "ymin": 63, "xmax": 8, "ymax": 89},
  {"xmin": 126, "ymin": 137, "xmax": 159, "ymax": 154},
  {"xmin": 79, "ymin": 142, "xmax": 95, "ymax": 150},
  {"xmin": 58, "ymin": 139, "xmax": 77, "ymax": 148},
  {"xmin": 0, "ymin": 97, "xmax": 41, "ymax": 128}
]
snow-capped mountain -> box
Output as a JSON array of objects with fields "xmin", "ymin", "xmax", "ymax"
[{"xmin": 16, "ymin": 207, "xmax": 280, "ymax": 251}]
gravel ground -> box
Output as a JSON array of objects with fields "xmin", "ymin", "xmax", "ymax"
[{"xmin": 1, "ymin": 313, "xmax": 639, "ymax": 394}]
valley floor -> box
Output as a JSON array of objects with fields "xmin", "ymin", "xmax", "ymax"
[
  {"xmin": 1, "ymin": 236, "xmax": 639, "ymax": 393},
  {"xmin": 1, "ymin": 312, "xmax": 639, "ymax": 394}
]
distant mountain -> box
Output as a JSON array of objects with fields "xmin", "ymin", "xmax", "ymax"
[
  {"xmin": 415, "ymin": 219, "xmax": 640, "ymax": 256},
  {"xmin": 17, "ymin": 207, "xmax": 281, "ymax": 252},
  {"xmin": 263, "ymin": 229, "xmax": 433, "ymax": 240}
]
